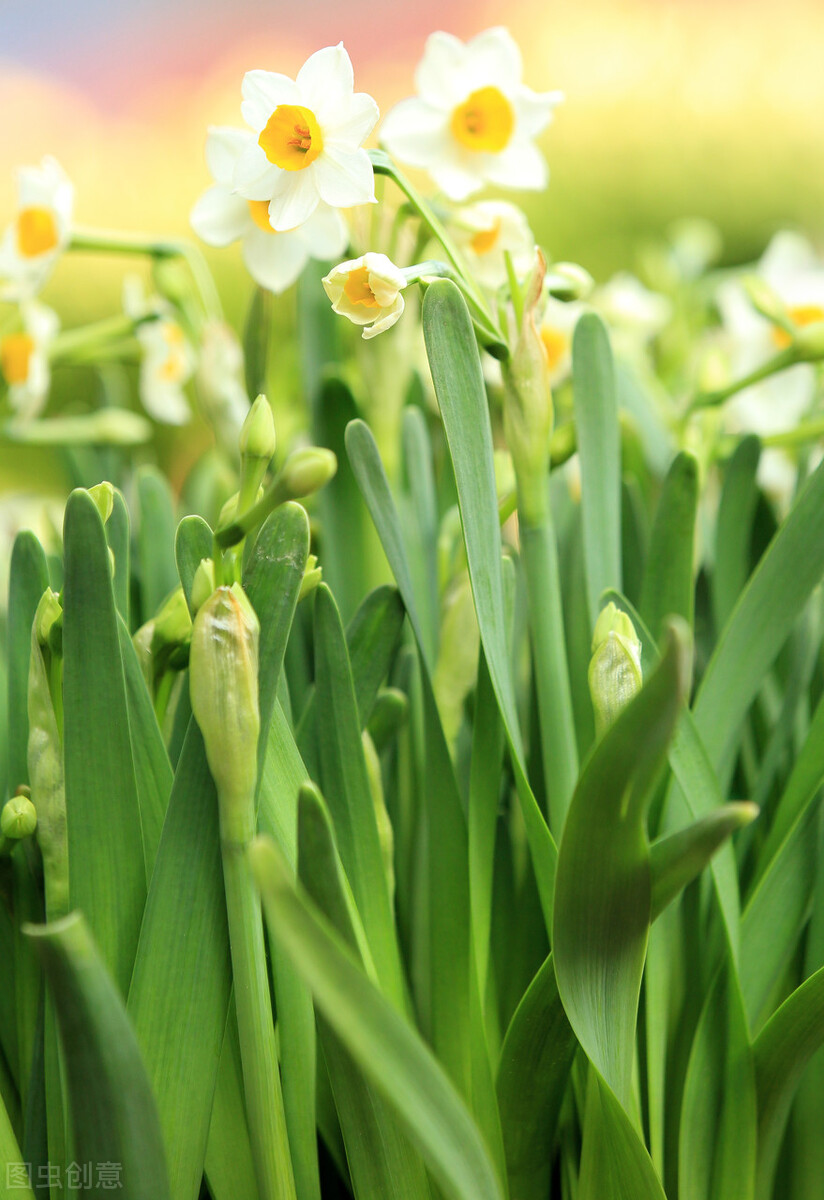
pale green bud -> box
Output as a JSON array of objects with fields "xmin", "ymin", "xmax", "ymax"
[
  {"xmin": 546, "ymin": 261, "xmax": 594, "ymax": 302},
  {"xmin": 2, "ymin": 794, "xmax": 37, "ymax": 839},
  {"xmin": 190, "ymin": 558, "xmax": 216, "ymax": 616},
  {"xmin": 88, "ymin": 482, "xmax": 114, "ymax": 525},
  {"xmin": 151, "ymin": 585, "xmax": 192, "ymax": 654},
  {"xmin": 589, "ymin": 602, "xmax": 643, "ymax": 737},
  {"xmin": 189, "ymin": 584, "xmax": 260, "ymax": 838},
  {"xmin": 218, "ymin": 486, "xmax": 264, "ymax": 530},
  {"xmin": 502, "ymin": 249, "xmax": 553, "ymax": 526},
  {"xmin": 298, "ymin": 554, "xmax": 322, "ymax": 602},
  {"xmin": 279, "ymin": 447, "xmax": 337, "ymax": 501},
  {"xmin": 239, "ymin": 394, "xmax": 276, "ymax": 462},
  {"xmin": 34, "ymin": 588, "xmax": 62, "ymax": 649}
]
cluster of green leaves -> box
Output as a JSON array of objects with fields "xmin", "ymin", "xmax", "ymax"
[{"xmin": 2, "ymin": 277, "xmax": 824, "ymax": 1200}]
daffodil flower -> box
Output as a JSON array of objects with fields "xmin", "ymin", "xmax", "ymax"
[
  {"xmin": 380, "ymin": 27, "xmax": 562, "ymax": 202},
  {"xmin": 322, "ymin": 253, "xmax": 407, "ymax": 339},
  {"xmin": 232, "ymin": 45, "xmax": 379, "ymax": 231},
  {"xmin": 0, "ymin": 158, "xmax": 73, "ymax": 302},
  {"xmin": 450, "ymin": 200, "xmax": 535, "ymax": 289},
  {"xmin": 196, "ymin": 319, "xmax": 251, "ymax": 443},
  {"xmin": 0, "ymin": 302, "xmax": 59, "ymax": 420},
  {"xmin": 191, "ymin": 127, "xmax": 349, "ymax": 293},
  {"xmin": 539, "ymin": 296, "xmax": 584, "ymax": 387},
  {"xmin": 124, "ymin": 278, "xmax": 195, "ymax": 424}
]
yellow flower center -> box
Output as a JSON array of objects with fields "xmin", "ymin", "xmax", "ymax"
[
  {"xmin": 1, "ymin": 333, "xmax": 35, "ymax": 385},
  {"xmin": 248, "ymin": 200, "xmax": 276, "ymax": 232},
  {"xmin": 344, "ymin": 267, "xmax": 380, "ymax": 309},
  {"xmin": 259, "ymin": 104, "xmax": 324, "ymax": 171},
  {"xmin": 540, "ymin": 326, "xmax": 568, "ymax": 374},
  {"xmin": 158, "ymin": 323, "xmax": 187, "ymax": 381},
  {"xmin": 450, "ymin": 87, "xmax": 514, "ymax": 154},
  {"xmin": 470, "ymin": 219, "xmax": 502, "ymax": 255},
  {"xmin": 16, "ymin": 206, "xmax": 60, "ymax": 258},
  {"xmin": 772, "ymin": 303, "xmax": 824, "ymax": 348}
]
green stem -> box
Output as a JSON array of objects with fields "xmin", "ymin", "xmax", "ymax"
[
  {"xmin": 518, "ymin": 496, "xmax": 579, "ymax": 835},
  {"xmin": 761, "ymin": 416, "xmax": 824, "ymax": 449},
  {"xmin": 690, "ymin": 347, "xmax": 799, "ymax": 411},
  {"xmin": 370, "ymin": 150, "xmax": 491, "ymax": 319},
  {"xmin": 221, "ymin": 834, "xmax": 296, "ymax": 1200},
  {"xmin": 505, "ymin": 250, "xmax": 524, "ymax": 330},
  {"xmin": 49, "ymin": 314, "xmax": 140, "ymax": 362}
]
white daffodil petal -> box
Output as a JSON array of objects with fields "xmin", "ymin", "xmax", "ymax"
[
  {"xmin": 299, "ymin": 205, "xmax": 349, "ymax": 260},
  {"xmin": 314, "ymin": 148, "xmax": 376, "ymax": 210},
  {"xmin": 379, "ymin": 98, "xmax": 450, "ymax": 167},
  {"xmin": 190, "ymin": 186, "xmax": 248, "ymax": 247},
  {"xmin": 268, "ymin": 169, "xmax": 321, "ymax": 231},
  {"xmin": 415, "ymin": 31, "xmax": 468, "ymax": 108},
  {"xmin": 242, "ymin": 227, "xmax": 310, "ymax": 293},
  {"xmin": 141, "ymin": 377, "xmax": 191, "ymax": 425},
  {"xmin": 514, "ymin": 88, "xmax": 564, "ymax": 138},
  {"xmin": 463, "ymin": 27, "xmax": 523, "ymax": 92},
  {"xmin": 325, "ymin": 92, "xmax": 380, "ymax": 152},
  {"xmin": 429, "ymin": 160, "xmax": 483, "ymax": 202},
  {"xmin": 241, "ymin": 70, "xmax": 301, "ymax": 130},
  {"xmin": 232, "ymin": 141, "xmax": 282, "ymax": 200},
  {"xmin": 363, "ymin": 294, "xmax": 404, "ymax": 339},
  {"xmin": 297, "ymin": 44, "xmax": 354, "ymax": 118},
  {"xmin": 205, "ymin": 127, "xmax": 253, "ymax": 186},
  {"xmin": 482, "ymin": 141, "xmax": 548, "ymax": 190}
]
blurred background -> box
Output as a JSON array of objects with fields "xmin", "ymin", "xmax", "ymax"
[{"xmin": 1, "ymin": 0, "xmax": 823, "ymax": 505}]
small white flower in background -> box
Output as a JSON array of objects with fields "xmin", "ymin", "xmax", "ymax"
[
  {"xmin": 538, "ymin": 296, "xmax": 584, "ymax": 387},
  {"xmin": 124, "ymin": 277, "xmax": 195, "ymax": 425},
  {"xmin": 233, "ymin": 44, "xmax": 379, "ymax": 231},
  {"xmin": 196, "ymin": 319, "xmax": 251, "ymax": 444},
  {"xmin": 595, "ymin": 272, "xmax": 671, "ymax": 344},
  {"xmin": 717, "ymin": 231, "xmax": 824, "ymax": 502},
  {"xmin": 191, "ymin": 127, "xmax": 349, "ymax": 294},
  {"xmin": 451, "ymin": 200, "xmax": 534, "ymax": 289},
  {"xmin": 323, "ymin": 253, "xmax": 408, "ymax": 339},
  {"xmin": 0, "ymin": 158, "xmax": 73, "ymax": 302},
  {"xmin": 380, "ymin": 27, "xmax": 562, "ymax": 201},
  {"xmin": 0, "ymin": 302, "xmax": 59, "ymax": 420}
]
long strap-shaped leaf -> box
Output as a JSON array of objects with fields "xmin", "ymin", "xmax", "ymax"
[
  {"xmin": 27, "ymin": 912, "xmax": 171, "ymax": 1200},
  {"xmin": 63, "ymin": 489, "xmax": 145, "ymax": 995},
  {"xmin": 251, "ymin": 837, "xmax": 504, "ymax": 1200},
  {"xmin": 638, "ymin": 449, "xmax": 698, "ymax": 640}
]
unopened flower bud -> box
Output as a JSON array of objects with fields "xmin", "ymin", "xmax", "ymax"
[
  {"xmin": 218, "ymin": 486, "xmax": 263, "ymax": 530},
  {"xmin": 239, "ymin": 394, "xmax": 276, "ymax": 463},
  {"xmin": 88, "ymin": 482, "xmax": 115, "ymax": 525},
  {"xmin": 189, "ymin": 584, "xmax": 260, "ymax": 835},
  {"xmin": 588, "ymin": 602, "xmax": 643, "ymax": 737},
  {"xmin": 545, "ymin": 261, "xmax": 594, "ymax": 302},
  {"xmin": 279, "ymin": 447, "xmax": 337, "ymax": 501},
  {"xmin": 190, "ymin": 558, "xmax": 216, "ymax": 616},
  {"xmin": 298, "ymin": 554, "xmax": 322, "ymax": 602},
  {"xmin": 34, "ymin": 588, "xmax": 62, "ymax": 649},
  {"xmin": 150, "ymin": 585, "xmax": 192, "ymax": 654},
  {"xmin": 1, "ymin": 794, "xmax": 37, "ymax": 839}
]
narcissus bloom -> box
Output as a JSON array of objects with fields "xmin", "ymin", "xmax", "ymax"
[
  {"xmin": 191, "ymin": 127, "xmax": 348, "ymax": 293},
  {"xmin": 124, "ymin": 278, "xmax": 195, "ymax": 425},
  {"xmin": 0, "ymin": 302, "xmax": 59, "ymax": 420},
  {"xmin": 451, "ymin": 200, "xmax": 534, "ymax": 289},
  {"xmin": 380, "ymin": 28, "xmax": 562, "ymax": 201},
  {"xmin": 0, "ymin": 158, "xmax": 73, "ymax": 301},
  {"xmin": 233, "ymin": 45, "xmax": 379, "ymax": 231},
  {"xmin": 323, "ymin": 253, "xmax": 407, "ymax": 339},
  {"xmin": 539, "ymin": 297, "xmax": 584, "ymax": 387}
]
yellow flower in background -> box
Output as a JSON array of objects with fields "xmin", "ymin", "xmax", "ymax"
[
  {"xmin": 451, "ymin": 199, "xmax": 535, "ymax": 289},
  {"xmin": 0, "ymin": 301, "xmax": 59, "ymax": 420},
  {"xmin": 124, "ymin": 277, "xmax": 195, "ymax": 425},
  {"xmin": 233, "ymin": 44, "xmax": 379, "ymax": 231},
  {"xmin": 538, "ymin": 296, "xmax": 584, "ymax": 387},
  {"xmin": 322, "ymin": 253, "xmax": 407, "ymax": 339},
  {"xmin": 191, "ymin": 127, "xmax": 349, "ymax": 293},
  {"xmin": 0, "ymin": 158, "xmax": 74, "ymax": 301},
  {"xmin": 380, "ymin": 28, "xmax": 562, "ymax": 201}
]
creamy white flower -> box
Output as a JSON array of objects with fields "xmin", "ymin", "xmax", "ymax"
[
  {"xmin": 233, "ymin": 44, "xmax": 379, "ymax": 231},
  {"xmin": 380, "ymin": 28, "xmax": 562, "ymax": 201},
  {"xmin": 538, "ymin": 297, "xmax": 584, "ymax": 387},
  {"xmin": 0, "ymin": 302, "xmax": 59, "ymax": 420},
  {"xmin": 0, "ymin": 158, "xmax": 73, "ymax": 302},
  {"xmin": 717, "ymin": 232, "xmax": 824, "ymax": 503},
  {"xmin": 451, "ymin": 200, "xmax": 534, "ymax": 289},
  {"xmin": 196, "ymin": 319, "xmax": 250, "ymax": 444},
  {"xmin": 124, "ymin": 277, "xmax": 195, "ymax": 425},
  {"xmin": 191, "ymin": 127, "xmax": 349, "ymax": 293},
  {"xmin": 323, "ymin": 253, "xmax": 407, "ymax": 339},
  {"xmin": 595, "ymin": 273, "xmax": 671, "ymax": 342}
]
